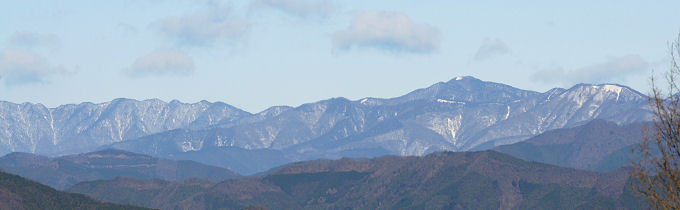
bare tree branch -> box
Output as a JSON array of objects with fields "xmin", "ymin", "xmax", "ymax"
[{"xmin": 633, "ymin": 32, "xmax": 680, "ymax": 209}]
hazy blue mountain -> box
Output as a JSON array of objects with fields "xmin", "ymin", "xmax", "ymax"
[
  {"xmin": 68, "ymin": 150, "xmax": 644, "ymax": 210},
  {"xmin": 494, "ymin": 120, "xmax": 649, "ymax": 171},
  {"xmin": 108, "ymin": 77, "xmax": 652, "ymax": 174},
  {"xmin": 0, "ymin": 98, "xmax": 251, "ymax": 156},
  {"xmin": 0, "ymin": 149, "xmax": 240, "ymax": 190}
]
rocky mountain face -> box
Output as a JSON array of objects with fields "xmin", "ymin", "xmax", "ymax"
[
  {"xmin": 67, "ymin": 150, "xmax": 643, "ymax": 210},
  {"xmin": 0, "ymin": 149, "xmax": 240, "ymax": 190},
  {"xmin": 494, "ymin": 120, "xmax": 649, "ymax": 171},
  {"xmin": 108, "ymin": 77, "xmax": 653, "ymax": 174},
  {"xmin": 0, "ymin": 98, "xmax": 251, "ymax": 156}
]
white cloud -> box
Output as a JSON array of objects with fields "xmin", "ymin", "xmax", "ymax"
[
  {"xmin": 125, "ymin": 48, "xmax": 195, "ymax": 77},
  {"xmin": 332, "ymin": 11, "xmax": 440, "ymax": 54},
  {"xmin": 250, "ymin": 0, "xmax": 336, "ymax": 18},
  {"xmin": 474, "ymin": 38, "xmax": 510, "ymax": 61},
  {"xmin": 7, "ymin": 31, "xmax": 60, "ymax": 50},
  {"xmin": 151, "ymin": 4, "xmax": 250, "ymax": 47},
  {"xmin": 531, "ymin": 55, "xmax": 649, "ymax": 85},
  {"xmin": 0, "ymin": 49, "xmax": 69, "ymax": 86}
]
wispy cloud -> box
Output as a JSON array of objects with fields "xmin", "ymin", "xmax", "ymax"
[
  {"xmin": 332, "ymin": 11, "xmax": 440, "ymax": 54},
  {"xmin": 474, "ymin": 38, "xmax": 509, "ymax": 61},
  {"xmin": 151, "ymin": 3, "xmax": 250, "ymax": 47},
  {"xmin": 125, "ymin": 48, "xmax": 195, "ymax": 77},
  {"xmin": 7, "ymin": 31, "xmax": 60, "ymax": 50},
  {"xmin": 0, "ymin": 49, "xmax": 69, "ymax": 86},
  {"xmin": 531, "ymin": 54, "xmax": 649, "ymax": 85},
  {"xmin": 250, "ymin": 0, "xmax": 336, "ymax": 19}
]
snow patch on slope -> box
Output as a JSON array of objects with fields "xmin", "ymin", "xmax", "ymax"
[
  {"xmin": 428, "ymin": 115, "xmax": 463, "ymax": 146},
  {"xmin": 437, "ymin": 99, "xmax": 465, "ymax": 105},
  {"xmin": 601, "ymin": 84, "xmax": 623, "ymax": 101}
]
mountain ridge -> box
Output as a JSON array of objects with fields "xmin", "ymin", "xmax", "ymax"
[
  {"xmin": 0, "ymin": 148, "xmax": 240, "ymax": 190},
  {"xmin": 0, "ymin": 98, "xmax": 251, "ymax": 156},
  {"xmin": 67, "ymin": 150, "xmax": 644, "ymax": 210},
  {"xmin": 494, "ymin": 119, "xmax": 648, "ymax": 171},
  {"xmin": 105, "ymin": 77, "xmax": 652, "ymax": 174},
  {"xmin": 0, "ymin": 169, "xmax": 148, "ymax": 209},
  {"xmin": 0, "ymin": 76, "xmax": 654, "ymax": 175}
]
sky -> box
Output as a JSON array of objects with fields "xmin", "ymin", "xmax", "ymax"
[{"xmin": 1, "ymin": 0, "xmax": 679, "ymax": 113}]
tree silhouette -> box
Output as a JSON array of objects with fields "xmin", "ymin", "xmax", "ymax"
[{"xmin": 634, "ymin": 33, "xmax": 680, "ymax": 209}]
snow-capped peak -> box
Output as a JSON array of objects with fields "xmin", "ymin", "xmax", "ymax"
[{"xmin": 599, "ymin": 84, "xmax": 623, "ymax": 94}]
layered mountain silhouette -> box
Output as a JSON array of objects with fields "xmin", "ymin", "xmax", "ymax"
[
  {"xmin": 110, "ymin": 77, "xmax": 652, "ymax": 174},
  {"xmin": 0, "ymin": 77, "xmax": 653, "ymax": 174},
  {"xmin": 0, "ymin": 149, "xmax": 239, "ymax": 190},
  {"xmin": 67, "ymin": 150, "xmax": 644, "ymax": 210},
  {"xmin": 0, "ymin": 170, "xmax": 147, "ymax": 209},
  {"xmin": 495, "ymin": 120, "xmax": 649, "ymax": 171}
]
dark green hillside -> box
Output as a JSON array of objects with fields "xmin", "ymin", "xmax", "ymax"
[
  {"xmin": 69, "ymin": 150, "xmax": 644, "ymax": 209},
  {"xmin": 0, "ymin": 170, "xmax": 148, "ymax": 209},
  {"xmin": 0, "ymin": 149, "xmax": 239, "ymax": 190}
]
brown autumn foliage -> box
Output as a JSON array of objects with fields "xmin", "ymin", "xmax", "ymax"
[{"xmin": 633, "ymin": 33, "xmax": 680, "ymax": 209}]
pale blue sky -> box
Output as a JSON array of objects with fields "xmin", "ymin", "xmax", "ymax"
[{"xmin": 0, "ymin": 0, "xmax": 678, "ymax": 112}]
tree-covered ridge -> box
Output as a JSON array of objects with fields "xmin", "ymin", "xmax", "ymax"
[
  {"xmin": 0, "ymin": 149, "xmax": 240, "ymax": 190},
  {"xmin": 69, "ymin": 150, "xmax": 645, "ymax": 209},
  {"xmin": 494, "ymin": 120, "xmax": 647, "ymax": 171},
  {"xmin": 0, "ymin": 170, "xmax": 149, "ymax": 210}
]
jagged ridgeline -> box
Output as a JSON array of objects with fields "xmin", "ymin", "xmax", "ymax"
[
  {"xmin": 0, "ymin": 77, "xmax": 652, "ymax": 174},
  {"xmin": 0, "ymin": 99, "xmax": 250, "ymax": 156}
]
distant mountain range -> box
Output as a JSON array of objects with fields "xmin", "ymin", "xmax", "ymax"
[
  {"xmin": 0, "ymin": 149, "xmax": 239, "ymax": 190},
  {"xmin": 109, "ymin": 77, "xmax": 652, "ymax": 174},
  {"xmin": 495, "ymin": 120, "xmax": 648, "ymax": 172},
  {"xmin": 0, "ymin": 76, "xmax": 653, "ymax": 174},
  {"xmin": 67, "ymin": 150, "xmax": 644, "ymax": 210},
  {"xmin": 0, "ymin": 98, "xmax": 250, "ymax": 156},
  {"xmin": 0, "ymin": 170, "xmax": 147, "ymax": 209}
]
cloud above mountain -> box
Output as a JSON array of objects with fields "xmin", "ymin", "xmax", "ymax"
[
  {"xmin": 531, "ymin": 54, "xmax": 649, "ymax": 85},
  {"xmin": 0, "ymin": 49, "xmax": 69, "ymax": 86},
  {"xmin": 124, "ymin": 48, "xmax": 195, "ymax": 77},
  {"xmin": 474, "ymin": 38, "xmax": 510, "ymax": 61},
  {"xmin": 250, "ymin": 0, "xmax": 336, "ymax": 19},
  {"xmin": 151, "ymin": 3, "xmax": 250, "ymax": 47},
  {"xmin": 332, "ymin": 11, "xmax": 440, "ymax": 54}
]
